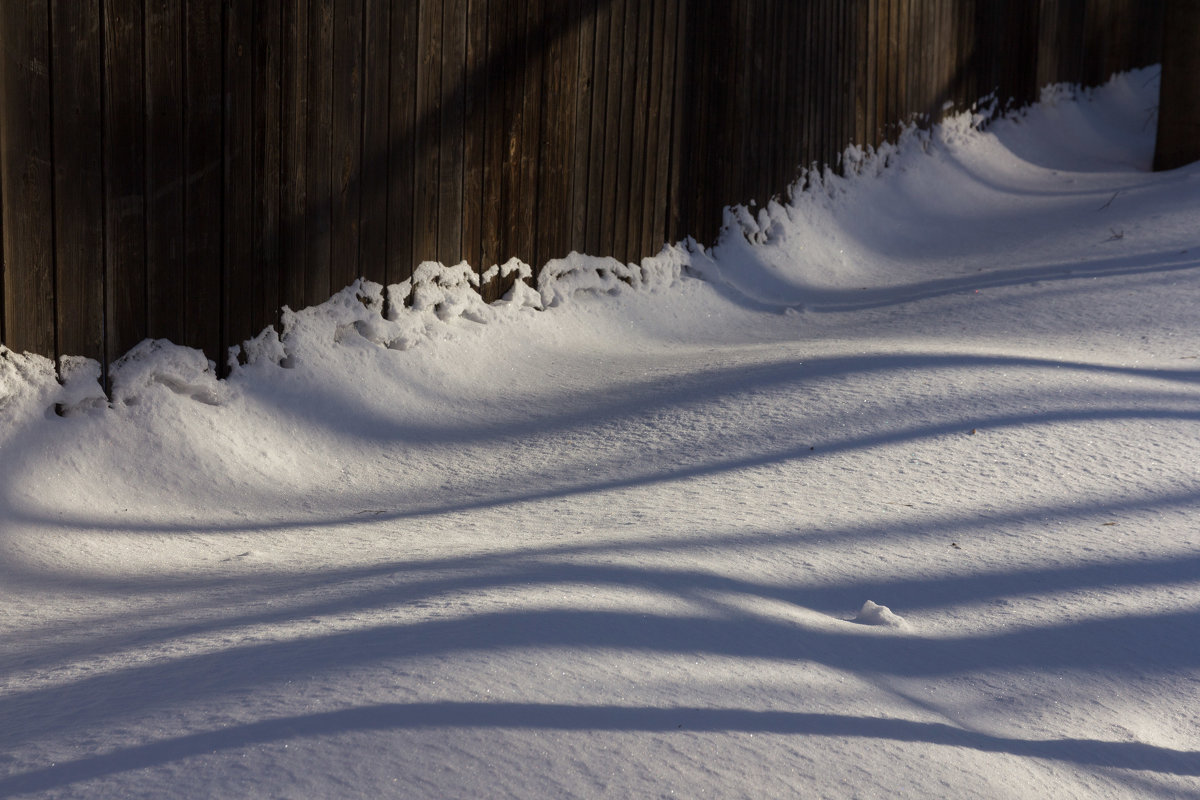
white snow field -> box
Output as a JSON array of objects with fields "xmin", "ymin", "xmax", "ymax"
[{"xmin": 2, "ymin": 68, "xmax": 1199, "ymax": 799}]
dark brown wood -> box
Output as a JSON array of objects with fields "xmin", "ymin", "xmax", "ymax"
[
  {"xmin": 438, "ymin": 0, "xmax": 467, "ymax": 266},
  {"xmin": 387, "ymin": 1, "xmax": 417, "ymax": 287},
  {"xmin": 599, "ymin": 0, "xmax": 625, "ymax": 256},
  {"xmin": 642, "ymin": 0, "xmax": 670, "ymax": 256},
  {"xmin": 623, "ymin": 0, "xmax": 651, "ymax": 260},
  {"xmin": 281, "ymin": 0, "xmax": 310, "ymax": 310},
  {"xmin": 1, "ymin": 0, "xmax": 1175, "ymax": 368},
  {"xmin": 103, "ymin": 0, "xmax": 147, "ymax": 367},
  {"xmin": 584, "ymin": 0, "xmax": 611, "ymax": 255},
  {"xmin": 305, "ymin": 0, "xmax": 334, "ymax": 308},
  {"xmin": 145, "ymin": 0, "xmax": 185, "ymax": 344},
  {"xmin": 331, "ymin": 0, "xmax": 363, "ymax": 289},
  {"xmin": 570, "ymin": 0, "xmax": 597, "ymax": 255},
  {"xmin": 462, "ymin": 0, "xmax": 487, "ymax": 273},
  {"xmin": 0, "ymin": 2, "xmax": 54, "ymax": 357},
  {"xmin": 51, "ymin": 0, "xmax": 105, "ymax": 363},
  {"xmin": 223, "ymin": 0, "xmax": 254, "ymax": 365},
  {"xmin": 516, "ymin": 0, "xmax": 543, "ymax": 266},
  {"xmin": 183, "ymin": 0, "xmax": 223, "ymax": 363},
  {"xmin": 666, "ymin": 0, "xmax": 687, "ymax": 243},
  {"xmin": 253, "ymin": 0, "xmax": 282, "ymax": 334},
  {"xmin": 537, "ymin": 0, "xmax": 578, "ymax": 264},
  {"xmin": 479, "ymin": 0, "xmax": 507, "ymax": 282},
  {"xmin": 496, "ymin": 0, "xmax": 525, "ymax": 286},
  {"xmin": 414, "ymin": 0, "xmax": 442, "ymax": 265},
  {"xmin": 1154, "ymin": 0, "xmax": 1200, "ymax": 171},
  {"xmin": 360, "ymin": 0, "xmax": 390, "ymax": 285}
]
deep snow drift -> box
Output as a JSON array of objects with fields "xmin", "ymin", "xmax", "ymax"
[{"xmin": 2, "ymin": 68, "xmax": 1199, "ymax": 799}]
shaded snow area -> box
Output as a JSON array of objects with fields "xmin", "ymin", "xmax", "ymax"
[{"xmin": 3, "ymin": 68, "xmax": 1200, "ymax": 799}]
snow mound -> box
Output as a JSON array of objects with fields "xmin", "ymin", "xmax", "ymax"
[{"xmin": 853, "ymin": 601, "xmax": 909, "ymax": 629}]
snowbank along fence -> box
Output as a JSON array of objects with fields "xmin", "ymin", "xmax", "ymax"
[{"xmin": 0, "ymin": 0, "xmax": 1164, "ymax": 376}]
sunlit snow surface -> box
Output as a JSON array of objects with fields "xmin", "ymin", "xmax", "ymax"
[{"xmin": 3, "ymin": 69, "xmax": 1199, "ymax": 799}]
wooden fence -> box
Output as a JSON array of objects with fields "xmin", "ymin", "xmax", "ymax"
[{"xmin": 0, "ymin": 0, "xmax": 1164, "ymax": 375}]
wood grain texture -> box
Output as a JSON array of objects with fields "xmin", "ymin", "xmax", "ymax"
[
  {"xmin": 145, "ymin": 0, "xmax": 185, "ymax": 344},
  {"xmin": 51, "ymin": 0, "xmax": 105, "ymax": 362},
  {"xmin": 183, "ymin": 0, "xmax": 222, "ymax": 362},
  {"xmin": 103, "ymin": 0, "xmax": 147, "ymax": 367},
  {"xmin": 0, "ymin": 0, "xmax": 1171, "ymax": 367}
]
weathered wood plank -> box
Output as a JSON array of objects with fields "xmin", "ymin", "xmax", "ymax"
[
  {"xmin": 223, "ymin": 0, "xmax": 254, "ymax": 364},
  {"xmin": 584, "ymin": 0, "xmax": 611, "ymax": 255},
  {"xmin": 281, "ymin": 0, "xmax": 309, "ymax": 312},
  {"xmin": 331, "ymin": 0, "xmax": 363, "ymax": 290},
  {"xmin": 360, "ymin": 0, "xmax": 390, "ymax": 285},
  {"xmin": 666, "ymin": 0, "xmax": 688, "ymax": 243},
  {"xmin": 145, "ymin": 0, "xmax": 185, "ymax": 344},
  {"xmin": 50, "ymin": 0, "xmax": 104, "ymax": 363},
  {"xmin": 497, "ymin": 0, "xmax": 526, "ymax": 288},
  {"xmin": 0, "ymin": 2, "xmax": 55, "ymax": 357},
  {"xmin": 642, "ymin": 0, "xmax": 670, "ymax": 256},
  {"xmin": 387, "ymin": 0, "xmax": 417, "ymax": 288},
  {"xmin": 516, "ymin": 0, "xmax": 543, "ymax": 266},
  {"xmin": 462, "ymin": 0, "xmax": 487, "ymax": 273},
  {"xmin": 599, "ymin": 0, "xmax": 625, "ymax": 256},
  {"xmin": 538, "ymin": 0, "xmax": 579, "ymax": 264},
  {"xmin": 438, "ymin": 0, "xmax": 466, "ymax": 266},
  {"xmin": 414, "ymin": 0, "xmax": 442, "ymax": 264},
  {"xmin": 570, "ymin": 0, "xmax": 597, "ymax": 255},
  {"xmin": 623, "ymin": 0, "xmax": 651, "ymax": 261},
  {"xmin": 480, "ymin": 0, "xmax": 508, "ymax": 284},
  {"xmin": 253, "ymin": 0, "xmax": 283, "ymax": 334},
  {"xmin": 103, "ymin": 0, "xmax": 147, "ymax": 367},
  {"xmin": 182, "ymin": 0, "xmax": 223, "ymax": 364},
  {"xmin": 305, "ymin": 0, "xmax": 334, "ymax": 308}
]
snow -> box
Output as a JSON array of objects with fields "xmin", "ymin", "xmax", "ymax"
[{"xmin": 2, "ymin": 68, "xmax": 1199, "ymax": 798}]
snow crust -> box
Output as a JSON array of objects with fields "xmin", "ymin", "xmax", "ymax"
[{"xmin": 3, "ymin": 68, "xmax": 1200, "ymax": 798}]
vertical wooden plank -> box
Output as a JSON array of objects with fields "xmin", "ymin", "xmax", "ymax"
[
  {"xmin": 145, "ymin": 0, "xmax": 185, "ymax": 344},
  {"xmin": 462, "ymin": 0, "xmax": 488, "ymax": 272},
  {"xmin": 480, "ymin": 0, "xmax": 508, "ymax": 278},
  {"xmin": 0, "ymin": 3, "xmax": 56, "ymax": 357},
  {"xmin": 387, "ymin": 1, "xmax": 417, "ymax": 287},
  {"xmin": 50, "ymin": 0, "xmax": 104, "ymax": 363},
  {"xmin": 280, "ymin": 0, "xmax": 309, "ymax": 311},
  {"xmin": 666, "ymin": 0, "xmax": 688, "ymax": 243},
  {"xmin": 103, "ymin": 0, "xmax": 147, "ymax": 366},
  {"xmin": 853, "ymin": 0, "xmax": 869, "ymax": 148},
  {"xmin": 782, "ymin": 1, "xmax": 803, "ymax": 178},
  {"xmin": 331, "ymin": 0, "xmax": 363, "ymax": 290},
  {"xmin": 1, "ymin": 3, "xmax": 56, "ymax": 357},
  {"xmin": 832, "ymin": 0, "xmax": 845, "ymax": 167},
  {"xmin": 438, "ymin": 0, "xmax": 466, "ymax": 266},
  {"xmin": 253, "ymin": 0, "xmax": 283, "ymax": 333},
  {"xmin": 623, "ymin": 0, "xmax": 651, "ymax": 260},
  {"xmin": 224, "ymin": 0, "xmax": 254, "ymax": 363},
  {"xmin": 762, "ymin": 0, "xmax": 783, "ymax": 194},
  {"xmin": 894, "ymin": 0, "xmax": 909, "ymax": 132},
  {"xmin": 538, "ymin": 0, "xmax": 579, "ymax": 264},
  {"xmin": 597, "ymin": 0, "xmax": 625, "ymax": 256},
  {"xmin": 517, "ymin": 0, "xmax": 543, "ymax": 266},
  {"xmin": 728, "ymin": 0, "xmax": 751, "ymax": 204},
  {"xmin": 642, "ymin": 0, "xmax": 670, "ymax": 256},
  {"xmin": 359, "ymin": 0, "xmax": 390, "ymax": 285},
  {"xmin": 414, "ymin": 0, "xmax": 442, "ymax": 264},
  {"xmin": 498, "ymin": 0, "xmax": 526, "ymax": 276},
  {"xmin": 305, "ymin": 0, "xmax": 333, "ymax": 308},
  {"xmin": 183, "ymin": 0, "xmax": 223, "ymax": 363},
  {"xmin": 570, "ymin": 0, "xmax": 597, "ymax": 255},
  {"xmin": 868, "ymin": 0, "xmax": 883, "ymax": 141},
  {"xmin": 584, "ymin": 0, "xmax": 611, "ymax": 255}
]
